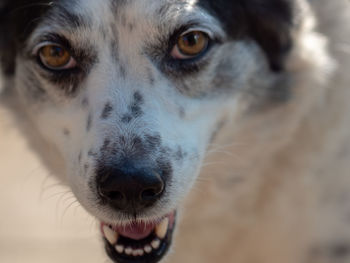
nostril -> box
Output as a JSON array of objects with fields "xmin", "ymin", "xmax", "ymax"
[{"xmin": 141, "ymin": 188, "xmax": 160, "ymax": 201}]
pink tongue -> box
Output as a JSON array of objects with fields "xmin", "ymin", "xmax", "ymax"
[{"xmin": 115, "ymin": 221, "xmax": 156, "ymax": 240}]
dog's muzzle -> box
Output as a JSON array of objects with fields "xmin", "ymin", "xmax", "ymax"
[
  {"xmin": 95, "ymin": 161, "xmax": 176, "ymax": 263},
  {"xmin": 101, "ymin": 211, "xmax": 176, "ymax": 263}
]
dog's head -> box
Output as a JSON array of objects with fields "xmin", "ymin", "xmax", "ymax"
[{"xmin": 0, "ymin": 0, "xmax": 300, "ymax": 262}]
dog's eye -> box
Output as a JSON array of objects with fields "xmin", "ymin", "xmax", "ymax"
[
  {"xmin": 171, "ymin": 31, "xmax": 210, "ymax": 59},
  {"xmin": 38, "ymin": 44, "xmax": 76, "ymax": 70}
]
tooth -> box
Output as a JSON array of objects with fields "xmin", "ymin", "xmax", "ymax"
[
  {"xmin": 115, "ymin": 245, "xmax": 124, "ymax": 254},
  {"xmin": 136, "ymin": 249, "xmax": 144, "ymax": 256},
  {"xmin": 144, "ymin": 245, "xmax": 152, "ymax": 254},
  {"xmin": 103, "ymin": 225, "xmax": 118, "ymax": 244},
  {"xmin": 125, "ymin": 247, "xmax": 133, "ymax": 255},
  {"xmin": 132, "ymin": 250, "xmax": 139, "ymax": 257},
  {"xmin": 155, "ymin": 217, "xmax": 169, "ymax": 239},
  {"xmin": 151, "ymin": 239, "xmax": 161, "ymax": 249}
]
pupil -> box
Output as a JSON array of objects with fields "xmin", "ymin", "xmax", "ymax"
[
  {"xmin": 50, "ymin": 46, "xmax": 64, "ymax": 57},
  {"xmin": 184, "ymin": 33, "xmax": 199, "ymax": 46}
]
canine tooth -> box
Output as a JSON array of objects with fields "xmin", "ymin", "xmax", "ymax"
[
  {"xmin": 125, "ymin": 247, "xmax": 133, "ymax": 255},
  {"xmin": 151, "ymin": 239, "xmax": 161, "ymax": 249},
  {"xmin": 155, "ymin": 217, "xmax": 169, "ymax": 239},
  {"xmin": 103, "ymin": 225, "xmax": 118, "ymax": 244},
  {"xmin": 115, "ymin": 245, "xmax": 124, "ymax": 254},
  {"xmin": 144, "ymin": 245, "xmax": 152, "ymax": 254}
]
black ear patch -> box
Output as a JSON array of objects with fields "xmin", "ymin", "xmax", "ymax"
[
  {"xmin": 198, "ymin": 0, "xmax": 295, "ymax": 72},
  {"xmin": 0, "ymin": 0, "xmax": 53, "ymax": 76},
  {"xmin": 242, "ymin": 0, "xmax": 294, "ymax": 71}
]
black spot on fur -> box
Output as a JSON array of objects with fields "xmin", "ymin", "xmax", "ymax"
[
  {"xmin": 174, "ymin": 146, "xmax": 186, "ymax": 161},
  {"xmin": 178, "ymin": 107, "xmax": 185, "ymax": 118},
  {"xmin": 128, "ymin": 23, "xmax": 134, "ymax": 32},
  {"xmin": 78, "ymin": 151, "xmax": 82, "ymax": 162},
  {"xmin": 133, "ymin": 91, "xmax": 143, "ymax": 104},
  {"xmin": 84, "ymin": 163, "xmax": 89, "ymax": 173},
  {"xmin": 63, "ymin": 128, "xmax": 70, "ymax": 136},
  {"xmin": 86, "ymin": 113, "xmax": 92, "ymax": 132},
  {"xmin": 146, "ymin": 67, "xmax": 155, "ymax": 85},
  {"xmin": 81, "ymin": 97, "xmax": 89, "ymax": 108},
  {"xmin": 110, "ymin": 39, "xmax": 119, "ymax": 62},
  {"xmin": 121, "ymin": 114, "xmax": 133, "ymax": 123},
  {"xmin": 101, "ymin": 139, "xmax": 111, "ymax": 153},
  {"xmin": 101, "ymin": 102, "xmax": 113, "ymax": 119},
  {"xmin": 145, "ymin": 134, "xmax": 162, "ymax": 150},
  {"xmin": 127, "ymin": 92, "xmax": 144, "ymax": 118},
  {"xmin": 131, "ymin": 136, "xmax": 146, "ymax": 156},
  {"xmin": 119, "ymin": 64, "xmax": 126, "ymax": 78}
]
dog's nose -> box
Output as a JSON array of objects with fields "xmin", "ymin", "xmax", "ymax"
[{"xmin": 96, "ymin": 165, "xmax": 164, "ymax": 212}]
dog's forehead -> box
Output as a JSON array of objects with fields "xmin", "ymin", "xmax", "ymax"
[{"xmin": 42, "ymin": 0, "xmax": 220, "ymax": 34}]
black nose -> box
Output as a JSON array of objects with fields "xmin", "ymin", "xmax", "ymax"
[{"xmin": 96, "ymin": 164, "xmax": 164, "ymax": 212}]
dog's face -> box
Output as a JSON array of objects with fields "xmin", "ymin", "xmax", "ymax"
[{"xmin": 0, "ymin": 0, "xmax": 296, "ymax": 262}]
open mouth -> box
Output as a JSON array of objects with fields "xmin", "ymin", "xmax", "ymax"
[{"xmin": 101, "ymin": 211, "xmax": 176, "ymax": 263}]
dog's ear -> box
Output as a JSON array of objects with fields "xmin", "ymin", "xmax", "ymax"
[
  {"xmin": 199, "ymin": 0, "xmax": 295, "ymax": 72},
  {"xmin": 242, "ymin": 0, "xmax": 294, "ymax": 72},
  {"xmin": 0, "ymin": 0, "xmax": 52, "ymax": 76},
  {"xmin": 0, "ymin": 2, "xmax": 16, "ymax": 76}
]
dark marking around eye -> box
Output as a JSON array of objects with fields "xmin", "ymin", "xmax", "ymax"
[{"xmin": 101, "ymin": 102, "xmax": 113, "ymax": 119}]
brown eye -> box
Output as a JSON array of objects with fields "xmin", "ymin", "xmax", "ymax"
[
  {"xmin": 173, "ymin": 31, "xmax": 209, "ymax": 58},
  {"xmin": 39, "ymin": 44, "xmax": 75, "ymax": 70}
]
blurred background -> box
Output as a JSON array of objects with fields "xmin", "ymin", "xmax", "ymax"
[{"xmin": 0, "ymin": 112, "xmax": 107, "ymax": 262}]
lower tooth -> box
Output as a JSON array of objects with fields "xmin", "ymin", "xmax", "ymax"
[
  {"xmin": 103, "ymin": 225, "xmax": 118, "ymax": 245},
  {"xmin": 125, "ymin": 247, "xmax": 133, "ymax": 255},
  {"xmin": 132, "ymin": 250, "xmax": 139, "ymax": 257},
  {"xmin": 144, "ymin": 245, "xmax": 152, "ymax": 253},
  {"xmin": 136, "ymin": 249, "xmax": 144, "ymax": 256},
  {"xmin": 115, "ymin": 245, "xmax": 124, "ymax": 254},
  {"xmin": 151, "ymin": 239, "xmax": 161, "ymax": 249}
]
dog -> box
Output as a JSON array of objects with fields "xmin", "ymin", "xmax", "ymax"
[{"xmin": 1, "ymin": 0, "xmax": 350, "ymax": 262}]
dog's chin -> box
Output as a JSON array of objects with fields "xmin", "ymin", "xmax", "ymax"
[{"xmin": 101, "ymin": 211, "xmax": 176, "ymax": 263}]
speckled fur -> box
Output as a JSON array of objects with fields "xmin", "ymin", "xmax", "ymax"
[{"xmin": 1, "ymin": 0, "xmax": 350, "ymax": 262}]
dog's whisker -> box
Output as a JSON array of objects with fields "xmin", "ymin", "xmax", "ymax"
[{"xmin": 60, "ymin": 199, "xmax": 79, "ymax": 225}]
